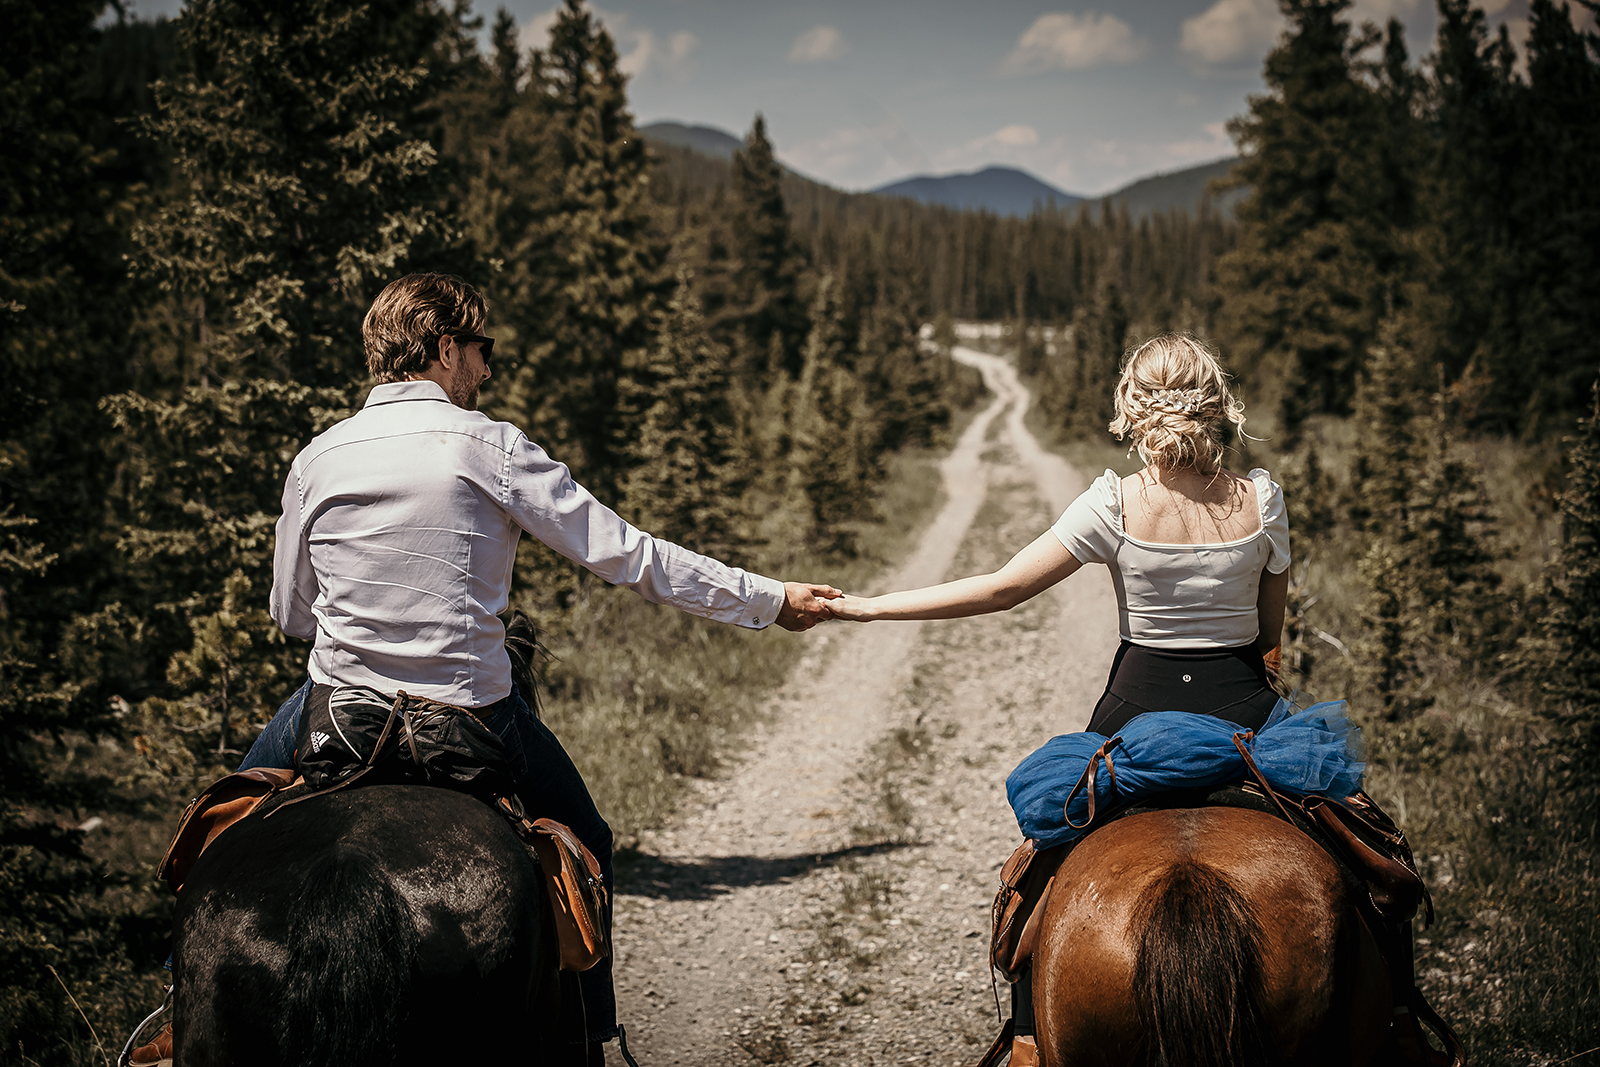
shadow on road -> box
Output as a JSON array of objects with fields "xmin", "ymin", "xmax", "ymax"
[{"xmin": 614, "ymin": 840, "xmax": 920, "ymax": 901}]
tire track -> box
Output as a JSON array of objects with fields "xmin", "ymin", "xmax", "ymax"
[{"xmin": 609, "ymin": 347, "xmax": 1119, "ymax": 1065}]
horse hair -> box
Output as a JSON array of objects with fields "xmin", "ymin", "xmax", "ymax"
[
  {"xmin": 279, "ymin": 845, "xmax": 417, "ymax": 1066},
  {"xmin": 1132, "ymin": 858, "xmax": 1273, "ymax": 1067}
]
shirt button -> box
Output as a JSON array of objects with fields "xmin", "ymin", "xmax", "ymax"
[
  {"xmin": 753, "ymin": 617, "xmax": 760, "ymax": 625},
  {"xmin": 1182, "ymin": 674, "xmax": 1192, "ymax": 683}
]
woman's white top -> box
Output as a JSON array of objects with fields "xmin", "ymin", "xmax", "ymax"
[{"xmin": 1051, "ymin": 468, "xmax": 1291, "ymax": 649}]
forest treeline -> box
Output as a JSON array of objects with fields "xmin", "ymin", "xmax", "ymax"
[{"xmin": 3, "ymin": 0, "xmax": 1598, "ymax": 1061}]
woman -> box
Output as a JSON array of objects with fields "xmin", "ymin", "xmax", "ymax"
[{"xmin": 829, "ymin": 333, "xmax": 1445, "ymax": 1066}]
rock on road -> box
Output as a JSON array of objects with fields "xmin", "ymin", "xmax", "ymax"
[{"xmin": 608, "ymin": 347, "xmax": 1120, "ymax": 1066}]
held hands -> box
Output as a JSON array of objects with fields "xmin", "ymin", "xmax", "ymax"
[
  {"xmin": 820, "ymin": 594, "xmax": 871, "ymax": 622},
  {"xmin": 776, "ymin": 582, "xmax": 844, "ymax": 632}
]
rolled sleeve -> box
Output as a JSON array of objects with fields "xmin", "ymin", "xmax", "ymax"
[{"xmin": 506, "ymin": 433, "xmax": 786, "ymax": 629}]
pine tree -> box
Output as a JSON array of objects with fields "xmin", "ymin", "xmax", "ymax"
[
  {"xmin": 1216, "ymin": 0, "xmax": 1404, "ymax": 441},
  {"xmin": 1041, "ymin": 276, "xmax": 1127, "ymax": 440},
  {"xmin": 619, "ymin": 276, "xmax": 749, "ymax": 562},
  {"xmin": 0, "ymin": 0, "xmax": 168, "ymax": 1052},
  {"xmin": 706, "ymin": 114, "xmax": 807, "ymax": 383},
  {"xmin": 133, "ymin": 0, "xmax": 459, "ymax": 386},
  {"xmin": 495, "ymin": 0, "xmax": 668, "ymax": 502},
  {"xmin": 1510, "ymin": 0, "xmax": 1600, "ymax": 433},
  {"xmin": 112, "ymin": 0, "xmax": 463, "ymax": 778},
  {"xmin": 1355, "ymin": 385, "xmax": 1505, "ymax": 718},
  {"xmin": 1348, "ymin": 321, "xmax": 1422, "ymax": 532},
  {"xmin": 1419, "ymin": 0, "xmax": 1523, "ymax": 427},
  {"xmin": 1526, "ymin": 383, "xmax": 1600, "ymax": 790}
]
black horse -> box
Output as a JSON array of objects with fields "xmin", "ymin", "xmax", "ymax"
[{"xmin": 172, "ymin": 783, "xmax": 571, "ymax": 1066}]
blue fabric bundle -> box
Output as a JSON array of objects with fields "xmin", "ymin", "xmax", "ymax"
[{"xmin": 1006, "ymin": 698, "xmax": 1366, "ymax": 848}]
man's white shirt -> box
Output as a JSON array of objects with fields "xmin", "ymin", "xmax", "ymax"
[{"xmin": 270, "ymin": 379, "xmax": 786, "ymax": 707}]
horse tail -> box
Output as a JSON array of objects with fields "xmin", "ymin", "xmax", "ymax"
[
  {"xmin": 1132, "ymin": 858, "xmax": 1272, "ymax": 1067},
  {"xmin": 279, "ymin": 845, "xmax": 416, "ymax": 1066}
]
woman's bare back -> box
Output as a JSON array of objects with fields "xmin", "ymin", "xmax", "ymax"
[{"xmin": 1120, "ymin": 467, "xmax": 1260, "ymax": 546}]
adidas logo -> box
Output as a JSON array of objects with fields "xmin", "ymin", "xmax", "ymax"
[{"xmin": 309, "ymin": 730, "xmax": 330, "ymax": 754}]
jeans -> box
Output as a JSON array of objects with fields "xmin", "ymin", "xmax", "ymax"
[{"xmin": 240, "ymin": 679, "xmax": 619, "ymax": 1041}]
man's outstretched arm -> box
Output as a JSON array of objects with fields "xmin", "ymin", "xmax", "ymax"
[{"xmin": 505, "ymin": 432, "xmax": 838, "ymax": 631}]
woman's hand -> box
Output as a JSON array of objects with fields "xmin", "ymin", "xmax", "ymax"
[{"xmin": 826, "ymin": 594, "xmax": 875, "ymax": 622}]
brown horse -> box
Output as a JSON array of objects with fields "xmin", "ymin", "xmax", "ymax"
[{"xmin": 1031, "ymin": 806, "xmax": 1393, "ymax": 1067}]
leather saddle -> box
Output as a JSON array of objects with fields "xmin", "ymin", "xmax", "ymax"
[
  {"xmin": 991, "ymin": 779, "xmax": 1430, "ymax": 982},
  {"xmin": 156, "ymin": 691, "xmax": 608, "ymax": 973}
]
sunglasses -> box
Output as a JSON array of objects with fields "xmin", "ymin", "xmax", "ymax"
[{"xmin": 448, "ymin": 332, "xmax": 495, "ymax": 363}]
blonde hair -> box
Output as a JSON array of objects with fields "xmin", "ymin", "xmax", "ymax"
[{"xmin": 1109, "ymin": 333, "xmax": 1247, "ymax": 471}]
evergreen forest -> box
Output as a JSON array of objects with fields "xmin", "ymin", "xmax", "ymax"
[{"xmin": 2, "ymin": 0, "xmax": 1597, "ymax": 1062}]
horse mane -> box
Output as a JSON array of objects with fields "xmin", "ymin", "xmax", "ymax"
[
  {"xmin": 279, "ymin": 843, "xmax": 417, "ymax": 1065},
  {"xmin": 1132, "ymin": 858, "xmax": 1273, "ymax": 1067}
]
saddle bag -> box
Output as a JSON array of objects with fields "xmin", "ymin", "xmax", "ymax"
[
  {"xmin": 493, "ymin": 798, "xmax": 608, "ymax": 971},
  {"xmin": 524, "ymin": 812, "xmax": 610, "ymax": 972},
  {"xmin": 990, "ymin": 839, "xmax": 1067, "ymax": 982},
  {"xmin": 157, "ymin": 767, "xmax": 299, "ymax": 892},
  {"xmin": 1302, "ymin": 791, "xmax": 1433, "ymax": 925}
]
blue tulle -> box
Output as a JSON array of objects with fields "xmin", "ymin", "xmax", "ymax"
[{"xmin": 1006, "ymin": 698, "xmax": 1366, "ymax": 848}]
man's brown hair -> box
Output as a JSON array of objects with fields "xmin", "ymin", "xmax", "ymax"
[{"xmin": 363, "ymin": 273, "xmax": 488, "ymax": 383}]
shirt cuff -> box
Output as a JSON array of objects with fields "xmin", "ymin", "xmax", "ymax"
[{"xmin": 744, "ymin": 573, "xmax": 787, "ymax": 629}]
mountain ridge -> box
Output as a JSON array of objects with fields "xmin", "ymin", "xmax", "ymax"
[{"xmin": 638, "ymin": 120, "xmax": 1243, "ymax": 219}]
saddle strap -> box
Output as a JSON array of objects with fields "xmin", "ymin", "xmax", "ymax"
[
  {"xmin": 1063, "ymin": 735, "xmax": 1123, "ymax": 831},
  {"xmin": 1231, "ymin": 730, "xmax": 1298, "ymax": 825},
  {"xmin": 970, "ymin": 1017, "xmax": 1015, "ymax": 1067},
  {"xmin": 1304, "ymin": 794, "xmax": 1431, "ymax": 925},
  {"xmin": 1407, "ymin": 985, "xmax": 1468, "ymax": 1067}
]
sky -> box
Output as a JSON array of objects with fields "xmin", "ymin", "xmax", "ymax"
[{"xmin": 121, "ymin": 0, "xmax": 1551, "ymax": 197}]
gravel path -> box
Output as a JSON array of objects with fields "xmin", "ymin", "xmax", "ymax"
[{"xmin": 609, "ymin": 347, "xmax": 1120, "ymax": 1066}]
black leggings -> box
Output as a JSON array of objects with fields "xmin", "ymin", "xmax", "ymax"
[{"xmin": 1087, "ymin": 640, "xmax": 1278, "ymax": 736}]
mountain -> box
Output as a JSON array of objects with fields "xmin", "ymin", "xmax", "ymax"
[
  {"xmin": 1094, "ymin": 157, "xmax": 1245, "ymax": 219},
  {"xmin": 640, "ymin": 119, "xmax": 1246, "ymax": 220},
  {"xmin": 871, "ymin": 167, "xmax": 1082, "ymax": 217},
  {"xmin": 639, "ymin": 121, "xmax": 744, "ymax": 160}
]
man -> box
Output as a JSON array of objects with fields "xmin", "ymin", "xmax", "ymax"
[{"xmin": 132, "ymin": 272, "xmax": 838, "ymax": 1066}]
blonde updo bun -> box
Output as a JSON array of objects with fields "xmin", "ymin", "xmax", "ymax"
[{"xmin": 1108, "ymin": 333, "xmax": 1247, "ymax": 471}]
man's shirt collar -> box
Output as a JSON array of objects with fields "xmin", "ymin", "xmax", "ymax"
[{"xmin": 363, "ymin": 379, "xmax": 453, "ymax": 408}]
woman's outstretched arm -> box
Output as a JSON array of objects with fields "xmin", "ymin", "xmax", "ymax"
[{"xmin": 829, "ymin": 531, "xmax": 1084, "ymax": 622}]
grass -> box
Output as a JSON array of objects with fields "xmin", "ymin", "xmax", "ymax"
[{"xmin": 524, "ymin": 439, "xmax": 959, "ymax": 847}]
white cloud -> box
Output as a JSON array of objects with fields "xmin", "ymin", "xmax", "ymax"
[
  {"xmin": 1160, "ymin": 121, "xmax": 1235, "ymax": 164},
  {"xmin": 977, "ymin": 124, "xmax": 1041, "ymax": 150},
  {"xmin": 1181, "ymin": 0, "xmax": 1423, "ymax": 69},
  {"xmin": 785, "ymin": 127, "xmax": 877, "ymax": 178},
  {"xmin": 517, "ymin": 6, "xmax": 696, "ymax": 81},
  {"xmin": 1005, "ymin": 12, "xmax": 1147, "ymax": 73},
  {"xmin": 1180, "ymin": 0, "xmax": 1282, "ymax": 67},
  {"xmin": 1347, "ymin": 0, "xmax": 1422, "ymax": 22},
  {"xmin": 788, "ymin": 25, "xmax": 849, "ymax": 64}
]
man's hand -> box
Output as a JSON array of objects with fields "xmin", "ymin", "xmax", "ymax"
[{"xmin": 776, "ymin": 582, "xmax": 843, "ymax": 632}]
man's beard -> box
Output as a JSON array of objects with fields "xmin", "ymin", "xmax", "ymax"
[{"xmin": 447, "ymin": 359, "xmax": 480, "ymax": 411}]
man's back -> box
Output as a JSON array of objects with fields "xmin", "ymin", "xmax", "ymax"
[{"xmin": 274, "ymin": 380, "xmax": 524, "ymax": 705}]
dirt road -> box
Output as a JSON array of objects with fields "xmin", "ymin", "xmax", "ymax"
[{"xmin": 609, "ymin": 347, "xmax": 1120, "ymax": 1066}]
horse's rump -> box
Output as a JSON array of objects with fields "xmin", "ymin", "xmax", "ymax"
[
  {"xmin": 174, "ymin": 784, "xmax": 560, "ymax": 1067},
  {"xmin": 1133, "ymin": 858, "xmax": 1270, "ymax": 1067},
  {"xmin": 1033, "ymin": 805, "xmax": 1390, "ymax": 1067}
]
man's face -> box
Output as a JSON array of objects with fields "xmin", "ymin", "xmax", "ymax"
[{"xmin": 443, "ymin": 334, "xmax": 491, "ymax": 411}]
